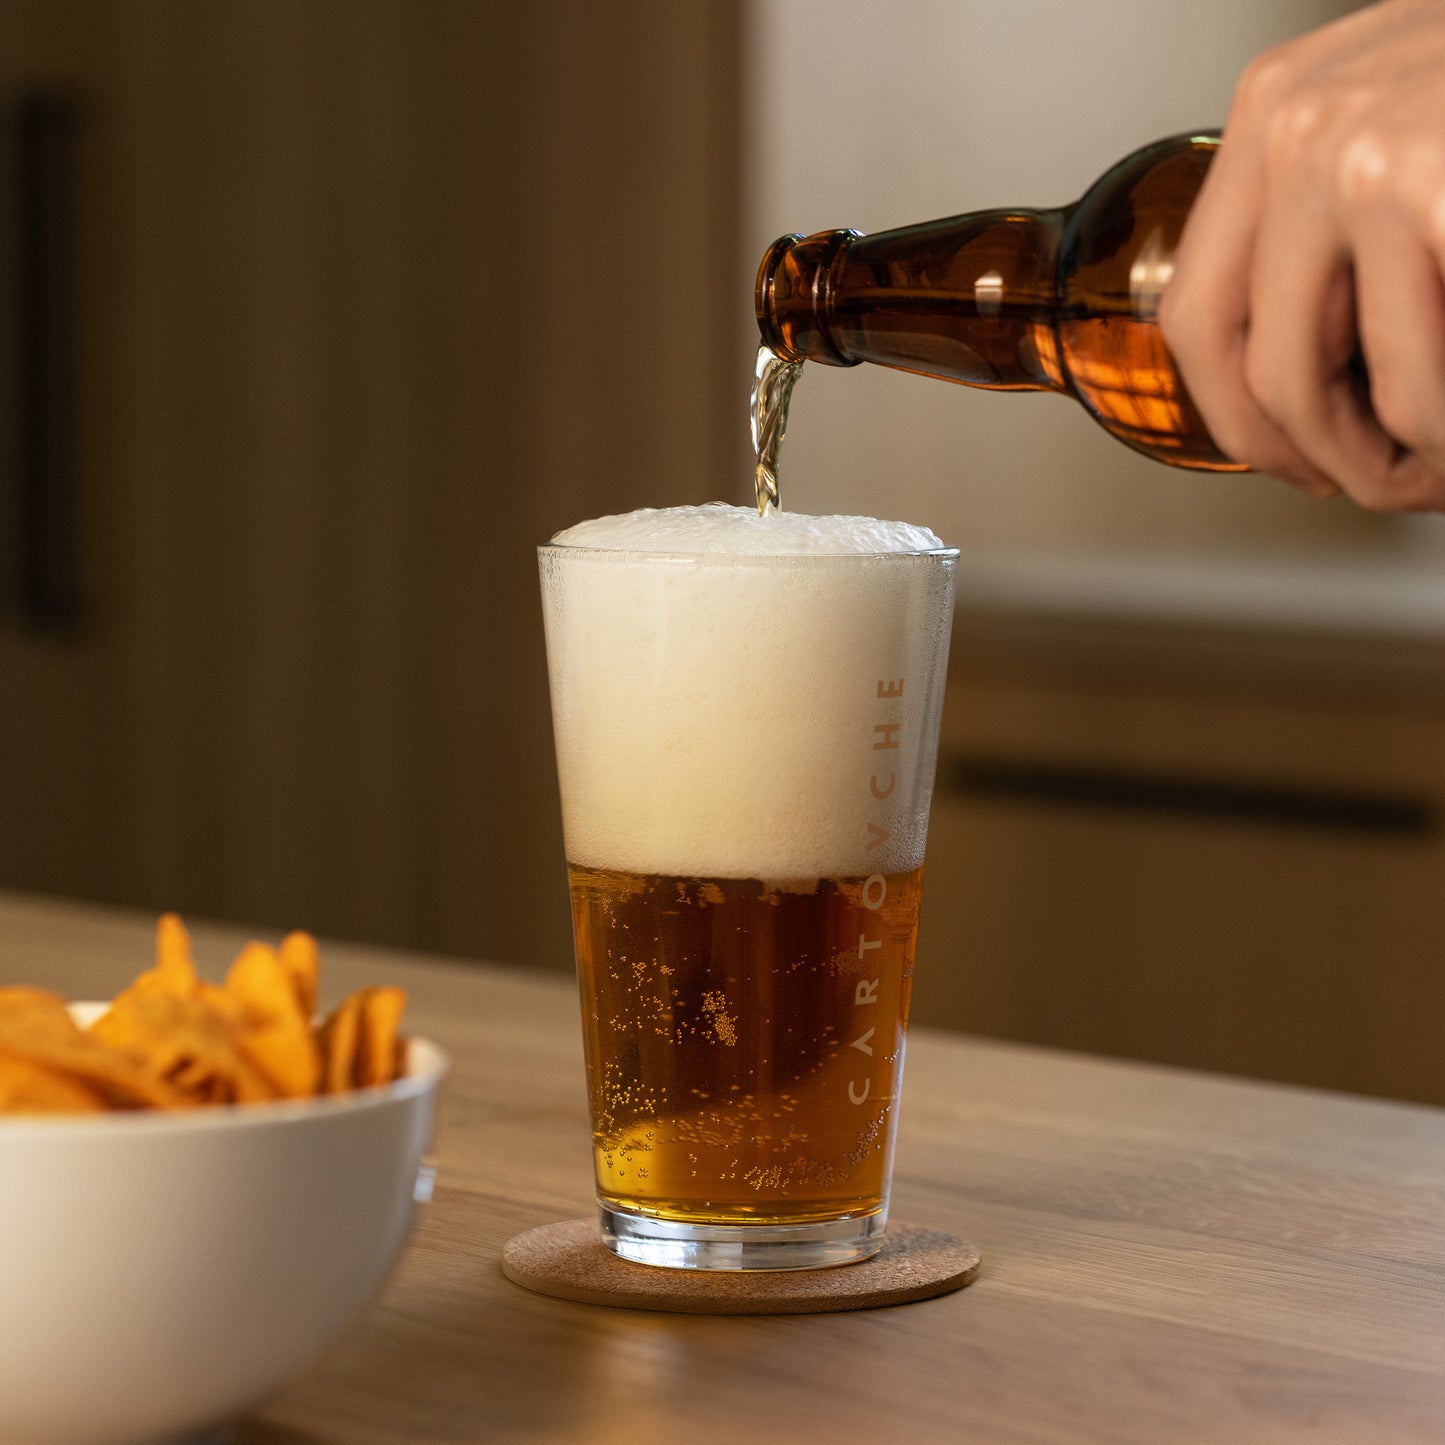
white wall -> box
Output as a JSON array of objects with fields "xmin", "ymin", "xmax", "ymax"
[{"xmin": 741, "ymin": 0, "xmax": 1384, "ymax": 555}]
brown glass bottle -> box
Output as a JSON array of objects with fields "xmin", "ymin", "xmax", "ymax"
[{"xmin": 756, "ymin": 132, "xmax": 1243, "ymax": 471}]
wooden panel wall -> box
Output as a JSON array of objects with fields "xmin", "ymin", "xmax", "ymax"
[
  {"xmin": 915, "ymin": 618, "xmax": 1445, "ymax": 1105},
  {"xmin": 0, "ymin": 1, "xmax": 747, "ymax": 972}
]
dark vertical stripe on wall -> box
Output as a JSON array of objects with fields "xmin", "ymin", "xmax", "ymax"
[{"xmin": 13, "ymin": 91, "xmax": 82, "ymax": 633}]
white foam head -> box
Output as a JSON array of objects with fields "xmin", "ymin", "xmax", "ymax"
[
  {"xmin": 550, "ymin": 502, "xmax": 945, "ymax": 556},
  {"xmin": 540, "ymin": 505, "xmax": 956, "ymax": 885}
]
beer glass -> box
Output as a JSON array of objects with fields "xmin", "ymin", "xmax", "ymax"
[{"xmin": 540, "ymin": 521, "xmax": 956, "ymax": 1269}]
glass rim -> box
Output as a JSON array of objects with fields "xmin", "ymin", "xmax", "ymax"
[{"xmin": 537, "ymin": 539, "xmax": 961, "ymax": 563}]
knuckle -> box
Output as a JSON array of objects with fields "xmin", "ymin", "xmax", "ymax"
[
  {"xmin": 1336, "ymin": 129, "xmax": 1393, "ymax": 207},
  {"xmin": 1233, "ymin": 47, "xmax": 1295, "ymax": 118},
  {"xmin": 1265, "ymin": 93, "xmax": 1328, "ymax": 166}
]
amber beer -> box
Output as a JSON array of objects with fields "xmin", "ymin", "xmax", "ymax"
[
  {"xmin": 540, "ymin": 506, "xmax": 956, "ymax": 1269},
  {"xmin": 569, "ymin": 865, "xmax": 924, "ymax": 1222}
]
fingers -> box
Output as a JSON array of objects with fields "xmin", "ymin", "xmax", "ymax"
[
  {"xmin": 1239, "ymin": 170, "xmax": 1367, "ymax": 493},
  {"xmin": 1353, "ymin": 220, "xmax": 1445, "ymax": 506},
  {"xmin": 1160, "ymin": 0, "xmax": 1445, "ymax": 511},
  {"xmin": 1239, "ymin": 169, "xmax": 1445, "ymax": 511},
  {"xmin": 1159, "ymin": 125, "xmax": 1340, "ymax": 498}
]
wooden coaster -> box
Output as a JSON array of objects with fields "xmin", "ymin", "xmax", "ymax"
[{"xmin": 501, "ymin": 1218, "xmax": 980, "ymax": 1315}]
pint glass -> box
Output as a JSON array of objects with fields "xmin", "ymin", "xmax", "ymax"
[{"xmin": 540, "ymin": 512, "xmax": 956, "ymax": 1269}]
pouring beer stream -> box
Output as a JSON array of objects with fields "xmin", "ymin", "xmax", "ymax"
[{"xmin": 751, "ymin": 345, "xmax": 803, "ymax": 516}]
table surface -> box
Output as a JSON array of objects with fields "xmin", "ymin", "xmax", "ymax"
[{"xmin": 6, "ymin": 891, "xmax": 1445, "ymax": 1444}]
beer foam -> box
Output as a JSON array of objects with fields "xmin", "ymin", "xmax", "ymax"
[
  {"xmin": 550, "ymin": 503, "xmax": 944, "ymax": 556},
  {"xmin": 540, "ymin": 506, "xmax": 956, "ymax": 884}
]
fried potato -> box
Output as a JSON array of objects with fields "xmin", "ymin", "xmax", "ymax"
[
  {"xmin": 356, "ymin": 987, "xmax": 408, "ymax": 1089},
  {"xmin": 318, "ymin": 992, "xmax": 363, "ymax": 1095},
  {"xmin": 154, "ymin": 912, "xmax": 200, "ymax": 993},
  {"xmin": 1, "ymin": 919, "xmax": 410, "ymax": 1113},
  {"xmin": 224, "ymin": 942, "xmax": 320, "ymax": 1098},
  {"xmin": 318, "ymin": 987, "xmax": 409, "ymax": 1092},
  {"xmin": 0, "ymin": 1053, "xmax": 108, "ymax": 1113},
  {"xmin": 278, "ymin": 930, "xmax": 319, "ymax": 1022},
  {"xmin": 91, "ymin": 991, "xmax": 278, "ymax": 1105},
  {"xmin": 0, "ymin": 987, "xmax": 192, "ymax": 1110},
  {"xmin": 0, "ymin": 987, "xmax": 70, "ymax": 1027},
  {"xmin": 110, "ymin": 912, "xmax": 202, "ymax": 1003}
]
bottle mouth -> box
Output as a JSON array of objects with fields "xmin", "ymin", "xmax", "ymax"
[
  {"xmin": 754, "ymin": 229, "xmax": 859, "ymax": 368},
  {"xmin": 755, "ymin": 233, "xmax": 805, "ymax": 361}
]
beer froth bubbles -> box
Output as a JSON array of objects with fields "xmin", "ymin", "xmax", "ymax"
[{"xmin": 543, "ymin": 507, "xmax": 946, "ymax": 883}]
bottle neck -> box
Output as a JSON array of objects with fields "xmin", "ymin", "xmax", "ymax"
[{"xmin": 756, "ymin": 211, "xmax": 1066, "ymax": 393}]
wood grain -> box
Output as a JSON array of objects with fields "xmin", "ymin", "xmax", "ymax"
[{"xmin": 4, "ymin": 891, "xmax": 1443, "ymax": 1444}]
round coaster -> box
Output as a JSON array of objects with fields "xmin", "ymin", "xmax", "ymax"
[{"xmin": 501, "ymin": 1218, "xmax": 980, "ymax": 1315}]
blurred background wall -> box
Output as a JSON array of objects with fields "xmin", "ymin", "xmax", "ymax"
[
  {"xmin": 0, "ymin": 0, "xmax": 747, "ymax": 982},
  {"xmin": 5, "ymin": 0, "xmax": 1443, "ymax": 1105}
]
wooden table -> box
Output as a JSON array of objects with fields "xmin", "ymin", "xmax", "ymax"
[{"xmin": 6, "ymin": 891, "xmax": 1445, "ymax": 1443}]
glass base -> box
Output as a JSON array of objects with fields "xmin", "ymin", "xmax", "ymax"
[{"xmin": 599, "ymin": 1202, "xmax": 888, "ymax": 1271}]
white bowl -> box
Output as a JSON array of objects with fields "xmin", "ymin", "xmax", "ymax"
[{"xmin": 0, "ymin": 1007, "xmax": 447, "ymax": 1445}]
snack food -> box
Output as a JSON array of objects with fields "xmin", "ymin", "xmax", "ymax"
[{"xmin": 0, "ymin": 915, "xmax": 408, "ymax": 1113}]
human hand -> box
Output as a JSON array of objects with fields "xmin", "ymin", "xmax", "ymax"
[{"xmin": 1160, "ymin": 0, "xmax": 1445, "ymax": 510}]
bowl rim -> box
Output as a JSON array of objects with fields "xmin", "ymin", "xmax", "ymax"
[{"xmin": 0, "ymin": 1003, "xmax": 448, "ymax": 1138}]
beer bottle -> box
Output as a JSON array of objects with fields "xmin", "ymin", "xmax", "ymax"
[{"xmin": 755, "ymin": 132, "xmax": 1240, "ymax": 471}]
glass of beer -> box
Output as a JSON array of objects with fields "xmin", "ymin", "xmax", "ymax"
[{"xmin": 539, "ymin": 505, "xmax": 956, "ymax": 1270}]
